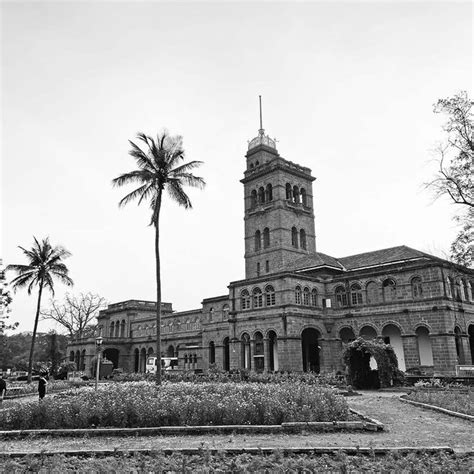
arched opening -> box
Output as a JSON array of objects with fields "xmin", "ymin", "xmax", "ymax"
[
  {"xmin": 366, "ymin": 281, "xmax": 379, "ymax": 304},
  {"xmin": 223, "ymin": 337, "xmax": 230, "ymax": 371},
  {"xmin": 311, "ymin": 288, "xmax": 317, "ymax": 306},
  {"xmin": 382, "ymin": 324, "xmax": 406, "ymax": 371},
  {"xmin": 265, "ymin": 285, "xmax": 275, "ymax": 306},
  {"xmin": 253, "ymin": 287, "xmax": 263, "ymax": 308},
  {"xmin": 454, "ymin": 326, "xmax": 465, "ymax": 364},
  {"xmin": 103, "ymin": 348, "xmax": 119, "ymax": 369},
  {"xmin": 295, "ymin": 286, "xmax": 302, "ymax": 304},
  {"xmin": 268, "ymin": 331, "xmax": 278, "ymax": 371},
  {"xmin": 75, "ymin": 350, "xmax": 80, "ymax": 369},
  {"xmin": 69, "ymin": 351, "xmax": 75, "ymax": 362},
  {"xmin": 166, "ymin": 345, "xmax": 174, "ymax": 357},
  {"xmin": 285, "ymin": 183, "xmax": 292, "ymax": 200},
  {"xmin": 265, "ymin": 183, "xmax": 273, "ymax": 201},
  {"xmin": 335, "ymin": 286, "xmax": 348, "ymax": 307},
  {"xmin": 360, "ymin": 325, "xmax": 377, "ymax": 340},
  {"xmin": 120, "ymin": 320, "xmax": 126, "ymax": 337},
  {"xmin": 468, "ymin": 325, "xmax": 474, "ymax": 364},
  {"xmin": 109, "ymin": 322, "xmax": 114, "ymax": 337},
  {"xmin": 291, "ymin": 227, "xmax": 298, "ymax": 248},
  {"xmin": 383, "ymin": 279, "xmax": 397, "ymax": 302},
  {"xmin": 241, "ymin": 333, "xmax": 251, "ymax": 370},
  {"xmin": 340, "ymin": 327, "xmax": 356, "ymax": 344},
  {"xmin": 350, "ymin": 284, "xmax": 363, "ymax": 305},
  {"xmin": 241, "ymin": 290, "xmax": 250, "ymax": 310},
  {"xmin": 209, "ymin": 341, "xmax": 215, "ymax": 365},
  {"xmin": 115, "ymin": 322, "xmax": 120, "ymax": 338},
  {"xmin": 301, "ymin": 188, "xmax": 307, "ymax": 206},
  {"xmin": 250, "ymin": 190, "xmax": 257, "ymax": 208},
  {"xmin": 301, "ymin": 328, "xmax": 320, "ymax": 373},
  {"xmin": 411, "ymin": 277, "xmax": 423, "ymax": 299},
  {"xmin": 254, "ymin": 230, "xmax": 261, "ymax": 251},
  {"xmin": 258, "ymin": 187, "xmax": 265, "ymax": 204},
  {"xmin": 302, "ymin": 287, "xmax": 309, "ymax": 305},
  {"xmin": 134, "ymin": 348, "xmax": 139, "ymax": 372},
  {"xmin": 254, "ymin": 332, "xmax": 264, "ymax": 373},
  {"xmin": 416, "ymin": 326, "xmax": 433, "ymax": 366},
  {"xmin": 263, "ymin": 227, "xmax": 270, "ymax": 248},
  {"xmin": 80, "ymin": 349, "xmax": 86, "ymax": 371},
  {"xmin": 300, "ymin": 229, "xmax": 307, "ymax": 250},
  {"xmin": 292, "ymin": 185, "xmax": 300, "ymax": 203},
  {"xmin": 139, "ymin": 348, "xmax": 147, "ymax": 373}
]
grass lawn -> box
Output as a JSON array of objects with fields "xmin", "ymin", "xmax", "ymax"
[
  {"xmin": 406, "ymin": 390, "xmax": 473, "ymax": 416},
  {"xmin": 0, "ymin": 451, "xmax": 471, "ymax": 473}
]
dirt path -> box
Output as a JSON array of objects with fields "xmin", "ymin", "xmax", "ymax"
[{"xmin": 0, "ymin": 390, "xmax": 472, "ymax": 454}]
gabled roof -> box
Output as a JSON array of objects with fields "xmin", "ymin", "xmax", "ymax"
[{"xmin": 288, "ymin": 245, "xmax": 437, "ymax": 274}]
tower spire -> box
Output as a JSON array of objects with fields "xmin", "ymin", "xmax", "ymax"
[{"xmin": 259, "ymin": 95, "xmax": 264, "ymax": 136}]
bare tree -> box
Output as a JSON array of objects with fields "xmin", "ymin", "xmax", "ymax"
[{"xmin": 41, "ymin": 292, "xmax": 107, "ymax": 339}]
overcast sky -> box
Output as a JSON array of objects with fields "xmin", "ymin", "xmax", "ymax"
[{"xmin": 1, "ymin": 1, "xmax": 472, "ymax": 333}]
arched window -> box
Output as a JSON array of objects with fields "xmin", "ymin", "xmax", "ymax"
[
  {"xmin": 300, "ymin": 188, "xmax": 307, "ymax": 206},
  {"xmin": 286, "ymin": 183, "xmax": 292, "ymax": 200},
  {"xmin": 455, "ymin": 279, "xmax": 462, "ymax": 300},
  {"xmin": 263, "ymin": 228, "xmax": 270, "ymax": 248},
  {"xmin": 121, "ymin": 320, "xmax": 126, "ymax": 337},
  {"xmin": 300, "ymin": 229, "xmax": 307, "ymax": 250},
  {"xmin": 454, "ymin": 326, "xmax": 465, "ymax": 364},
  {"xmin": 265, "ymin": 183, "xmax": 273, "ymax": 201},
  {"xmin": 184, "ymin": 354, "xmax": 188, "ymax": 365},
  {"xmin": 253, "ymin": 287, "xmax": 263, "ymax": 308},
  {"xmin": 254, "ymin": 230, "xmax": 261, "ymax": 251},
  {"xmin": 382, "ymin": 279, "xmax": 396, "ymax": 301},
  {"xmin": 241, "ymin": 333, "xmax": 251, "ymax": 369},
  {"xmin": 366, "ymin": 281, "xmax": 378, "ymax": 304},
  {"xmin": 468, "ymin": 281, "xmax": 473, "ymax": 301},
  {"xmin": 311, "ymin": 288, "xmax": 318, "ymax": 306},
  {"xmin": 335, "ymin": 286, "xmax": 348, "ymax": 307},
  {"xmin": 241, "ymin": 290, "xmax": 250, "ymax": 310},
  {"xmin": 258, "ymin": 187, "xmax": 265, "ymax": 204},
  {"xmin": 416, "ymin": 326, "xmax": 433, "ymax": 366},
  {"xmin": 350, "ymin": 284, "xmax": 363, "ymax": 305},
  {"xmin": 411, "ymin": 277, "xmax": 423, "ymax": 299},
  {"xmin": 222, "ymin": 304, "xmax": 230, "ymax": 319},
  {"xmin": 209, "ymin": 307, "xmax": 214, "ymax": 322},
  {"xmin": 250, "ymin": 190, "xmax": 257, "ymax": 208},
  {"xmin": 254, "ymin": 332, "xmax": 264, "ymax": 372},
  {"xmin": 293, "ymin": 185, "xmax": 300, "ymax": 203},
  {"xmin": 446, "ymin": 277, "xmax": 452, "ymax": 298},
  {"xmin": 295, "ymin": 286, "xmax": 302, "ymax": 304},
  {"xmin": 209, "ymin": 341, "xmax": 215, "ymax": 365},
  {"xmin": 265, "ymin": 285, "xmax": 276, "ymax": 306},
  {"xmin": 448, "ymin": 277, "xmax": 456, "ymax": 299},
  {"xmin": 109, "ymin": 322, "xmax": 115, "ymax": 337},
  {"xmin": 303, "ymin": 287, "xmax": 310, "ymax": 305},
  {"xmin": 291, "ymin": 227, "xmax": 298, "ymax": 248},
  {"xmin": 462, "ymin": 280, "xmax": 469, "ymax": 301},
  {"xmin": 115, "ymin": 321, "xmax": 120, "ymax": 337},
  {"xmin": 69, "ymin": 351, "xmax": 75, "ymax": 362}
]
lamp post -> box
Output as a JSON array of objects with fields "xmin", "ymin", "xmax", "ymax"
[{"xmin": 95, "ymin": 336, "xmax": 103, "ymax": 391}]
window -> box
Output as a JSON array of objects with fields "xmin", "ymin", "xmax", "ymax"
[
  {"xmin": 254, "ymin": 230, "xmax": 261, "ymax": 251},
  {"xmin": 462, "ymin": 280, "xmax": 469, "ymax": 301},
  {"xmin": 222, "ymin": 304, "xmax": 230, "ymax": 318},
  {"xmin": 257, "ymin": 262, "xmax": 261, "ymax": 276},
  {"xmin": 293, "ymin": 185, "xmax": 300, "ymax": 203},
  {"xmin": 335, "ymin": 286, "xmax": 348, "ymax": 307},
  {"xmin": 286, "ymin": 183, "xmax": 292, "ymax": 200},
  {"xmin": 209, "ymin": 307, "xmax": 214, "ymax": 321},
  {"xmin": 366, "ymin": 281, "xmax": 379, "ymax": 304},
  {"xmin": 300, "ymin": 229, "xmax": 307, "ymax": 250},
  {"xmin": 265, "ymin": 285, "xmax": 276, "ymax": 306},
  {"xmin": 311, "ymin": 288, "xmax": 318, "ymax": 306},
  {"xmin": 301, "ymin": 188, "xmax": 307, "ymax": 206},
  {"xmin": 302, "ymin": 287, "xmax": 309, "ymax": 305},
  {"xmin": 291, "ymin": 227, "xmax": 298, "ymax": 248},
  {"xmin": 411, "ymin": 277, "xmax": 423, "ymax": 299},
  {"xmin": 209, "ymin": 341, "xmax": 215, "ymax": 364},
  {"xmin": 446, "ymin": 277, "xmax": 452, "ymax": 297},
  {"xmin": 265, "ymin": 260, "xmax": 269, "ymax": 273},
  {"xmin": 263, "ymin": 228, "xmax": 270, "ymax": 248},
  {"xmin": 350, "ymin": 284, "xmax": 363, "ymax": 305},
  {"xmin": 253, "ymin": 287, "xmax": 263, "ymax": 308},
  {"xmin": 382, "ymin": 279, "xmax": 396, "ymax": 301},
  {"xmin": 241, "ymin": 290, "xmax": 250, "ymax": 310},
  {"xmin": 250, "ymin": 190, "xmax": 257, "ymax": 208},
  {"xmin": 266, "ymin": 183, "xmax": 273, "ymax": 201},
  {"xmin": 295, "ymin": 286, "xmax": 302, "ymax": 304},
  {"xmin": 258, "ymin": 187, "xmax": 265, "ymax": 204},
  {"xmin": 455, "ymin": 279, "xmax": 462, "ymax": 300}
]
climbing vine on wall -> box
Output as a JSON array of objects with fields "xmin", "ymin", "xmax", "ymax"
[{"xmin": 342, "ymin": 337, "xmax": 402, "ymax": 389}]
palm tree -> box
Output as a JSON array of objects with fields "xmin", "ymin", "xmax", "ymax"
[
  {"xmin": 6, "ymin": 237, "xmax": 73, "ymax": 383},
  {"xmin": 113, "ymin": 131, "xmax": 205, "ymax": 384}
]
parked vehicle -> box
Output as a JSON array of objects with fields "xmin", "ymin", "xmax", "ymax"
[{"xmin": 146, "ymin": 357, "xmax": 178, "ymax": 373}]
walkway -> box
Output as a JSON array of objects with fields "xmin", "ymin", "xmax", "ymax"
[{"xmin": 0, "ymin": 391, "xmax": 472, "ymax": 454}]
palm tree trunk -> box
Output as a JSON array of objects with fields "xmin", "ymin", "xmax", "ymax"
[
  {"xmin": 27, "ymin": 277, "xmax": 44, "ymax": 384},
  {"xmin": 155, "ymin": 198, "xmax": 162, "ymax": 385}
]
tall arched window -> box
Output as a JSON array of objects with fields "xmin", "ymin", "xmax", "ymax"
[
  {"xmin": 295, "ymin": 286, "xmax": 302, "ymax": 304},
  {"xmin": 455, "ymin": 279, "xmax": 462, "ymax": 300},
  {"xmin": 209, "ymin": 341, "xmax": 215, "ymax": 364},
  {"xmin": 115, "ymin": 321, "xmax": 120, "ymax": 337},
  {"xmin": 350, "ymin": 284, "xmax": 363, "ymax": 305},
  {"xmin": 291, "ymin": 227, "xmax": 298, "ymax": 248},
  {"xmin": 468, "ymin": 281, "xmax": 473, "ymax": 301},
  {"xmin": 300, "ymin": 188, "xmax": 307, "ymax": 206},
  {"xmin": 462, "ymin": 280, "xmax": 469, "ymax": 301},
  {"xmin": 121, "ymin": 320, "xmax": 126, "ymax": 337},
  {"xmin": 293, "ymin": 185, "xmax": 300, "ymax": 203},
  {"xmin": 241, "ymin": 290, "xmax": 250, "ymax": 310},
  {"xmin": 382, "ymin": 279, "xmax": 396, "ymax": 302},
  {"xmin": 254, "ymin": 230, "xmax": 261, "ymax": 251},
  {"xmin": 286, "ymin": 183, "xmax": 292, "ymax": 200},
  {"xmin": 335, "ymin": 286, "xmax": 348, "ymax": 307},
  {"xmin": 446, "ymin": 277, "xmax": 452, "ymax": 297},
  {"xmin": 254, "ymin": 332, "xmax": 264, "ymax": 372},
  {"xmin": 411, "ymin": 277, "xmax": 423, "ymax": 299},
  {"xmin": 265, "ymin": 183, "xmax": 273, "ymax": 201},
  {"xmin": 454, "ymin": 326, "xmax": 465, "ymax": 364},
  {"xmin": 109, "ymin": 322, "xmax": 115, "ymax": 337},
  {"xmin": 222, "ymin": 304, "xmax": 230, "ymax": 319},
  {"xmin": 303, "ymin": 287, "xmax": 310, "ymax": 305},
  {"xmin": 253, "ymin": 287, "xmax": 263, "ymax": 308},
  {"xmin": 263, "ymin": 228, "xmax": 270, "ymax": 248},
  {"xmin": 311, "ymin": 288, "xmax": 318, "ymax": 306},
  {"xmin": 258, "ymin": 187, "xmax": 265, "ymax": 204},
  {"xmin": 241, "ymin": 333, "xmax": 251, "ymax": 369},
  {"xmin": 300, "ymin": 229, "xmax": 307, "ymax": 250},
  {"xmin": 366, "ymin": 281, "xmax": 379, "ymax": 304},
  {"xmin": 250, "ymin": 190, "xmax": 257, "ymax": 208},
  {"xmin": 265, "ymin": 285, "xmax": 276, "ymax": 306}
]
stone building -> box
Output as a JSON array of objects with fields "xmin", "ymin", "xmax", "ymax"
[{"xmin": 68, "ymin": 124, "xmax": 474, "ymax": 377}]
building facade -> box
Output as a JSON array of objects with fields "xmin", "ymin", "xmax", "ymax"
[{"xmin": 68, "ymin": 126, "xmax": 474, "ymax": 377}]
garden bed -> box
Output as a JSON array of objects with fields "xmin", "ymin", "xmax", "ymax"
[
  {"xmin": 0, "ymin": 381, "xmax": 352, "ymax": 431},
  {"xmin": 403, "ymin": 389, "xmax": 473, "ymax": 417}
]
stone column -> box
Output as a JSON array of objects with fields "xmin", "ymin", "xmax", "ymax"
[
  {"xmin": 431, "ymin": 334, "xmax": 458, "ymax": 374},
  {"xmin": 263, "ymin": 338, "xmax": 270, "ymax": 372},
  {"xmin": 401, "ymin": 334, "xmax": 419, "ymax": 370}
]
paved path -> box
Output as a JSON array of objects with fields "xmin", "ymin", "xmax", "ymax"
[{"xmin": 0, "ymin": 391, "xmax": 472, "ymax": 454}]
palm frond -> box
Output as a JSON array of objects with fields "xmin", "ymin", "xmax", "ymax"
[
  {"xmin": 118, "ymin": 183, "xmax": 153, "ymax": 208},
  {"xmin": 9, "ymin": 272, "xmax": 36, "ymax": 292},
  {"xmin": 172, "ymin": 173, "xmax": 206, "ymax": 189},
  {"xmin": 50, "ymin": 271, "xmax": 74, "ymax": 288},
  {"xmin": 167, "ymin": 180, "xmax": 192, "ymax": 209},
  {"xmin": 171, "ymin": 160, "xmax": 204, "ymax": 175},
  {"xmin": 112, "ymin": 170, "xmax": 154, "ymax": 188},
  {"xmin": 128, "ymin": 139, "xmax": 156, "ymax": 172},
  {"xmin": 5, "ymin": 264, "xmax": 34, "ymax": 274}
]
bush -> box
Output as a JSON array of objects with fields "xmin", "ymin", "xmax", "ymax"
[
  {"xmin": 0, "ymin": 381, "xmax": 350, "ymax": 430},
  {"xmin": 407, "ymin": 389, "xmax": 473, "ymax": 416}
]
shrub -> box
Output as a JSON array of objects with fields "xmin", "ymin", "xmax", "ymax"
[
  {"xmin": 0, "ymin": 381, "xmax": 349, "ymax": 429},
  {"xmin": 407, "ymin": 389, "xmax": 473, "ymax": 416}
]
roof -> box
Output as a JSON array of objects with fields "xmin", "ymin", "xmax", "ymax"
[{"xmin": 289, "ymin": 245, "xmax": 435, "ymax": 273}]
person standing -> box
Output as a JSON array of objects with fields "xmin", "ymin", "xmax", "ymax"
[
  {"xmin": 38, "ymin": 372, "xmax": 48, "ymax": 400},
  {"xmin": 0, "ymin": 374, "xmax": 6, "ymax": 405}
]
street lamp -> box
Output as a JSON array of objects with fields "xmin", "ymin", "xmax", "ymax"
[{"xmin": 95, "ymin": 336, "xmax": 103, "ymax": 391}]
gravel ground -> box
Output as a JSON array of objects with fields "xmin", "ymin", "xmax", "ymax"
[{"xmin": 0, "ymin": 390, "xmax": 472, "ymax": 454}]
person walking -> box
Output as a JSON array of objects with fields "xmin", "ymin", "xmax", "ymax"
[
  {"xmin": 38, "ymin": 372, "xmax": 48, "ymax": 400},
  {"xmin": 0, "ymin": 374, "xmax": 6, "ymax": 405}
]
